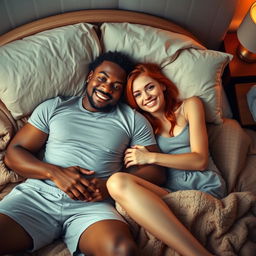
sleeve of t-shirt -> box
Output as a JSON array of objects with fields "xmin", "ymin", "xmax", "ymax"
[
  {"xmin": 130, "ymin": 111, "xmax": 156, "ymax": 146},
  {"xmin": 28, "ymin": 97, "xmax": 59, "ymax": 134}
]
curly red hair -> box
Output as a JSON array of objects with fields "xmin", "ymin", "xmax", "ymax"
[{"xmin": 126, "ymin": 63, "xmax": 182, "ymax": 137}]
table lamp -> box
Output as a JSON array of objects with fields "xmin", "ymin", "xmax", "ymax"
[{"xmin": 237, "ymin": 2, "xmax": 256, "ymax": 62}]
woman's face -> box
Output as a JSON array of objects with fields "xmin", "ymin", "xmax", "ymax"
[{"xmin": 132, "ymin": 75, "xmax": 165, "ymax": 114}]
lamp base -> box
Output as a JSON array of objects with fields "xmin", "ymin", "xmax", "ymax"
[{"xmin": 237, "ymin": 44, "xmax": 256, "ymax": 63}]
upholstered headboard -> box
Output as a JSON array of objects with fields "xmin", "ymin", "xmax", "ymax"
[{"xmin": 0, "ymin": 0, "xmax": 238, "ymax": 49}]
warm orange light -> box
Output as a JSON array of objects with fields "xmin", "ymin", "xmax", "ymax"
[
  {"xmin": 229, "ymin": 0, "xmax": 256, "ymax": 31},
  {"xmin": 237, "ymin": 1, "xmax": 256, "ymax": 62},
  {"xmin": 250, "ymin": 2, "xmax": 256, "ymax": 23}
]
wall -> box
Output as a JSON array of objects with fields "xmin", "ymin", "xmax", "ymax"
[{"xmin": 0, "ymin": 0, "xmax": 238, "ymax": 49}]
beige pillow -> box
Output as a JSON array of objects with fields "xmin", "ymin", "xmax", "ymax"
[
  {"xmin": 162, "ymin": 48, "xmax": 232, "ymax": 124},
  {"xmin": 101, "ymin": 22, "xmax": 203, "ymax": 66},
  {"xmin": 0, "ymin": 23, "xmax": 101, "ymax": 119},
  {"xmin": 101, "ymin": 22, "xmax": 232, "ymax": 124}
]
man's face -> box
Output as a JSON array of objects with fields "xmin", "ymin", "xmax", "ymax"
[{"xmin": 84, "ymin": 61, "xmax": 127, "ymax": 112}]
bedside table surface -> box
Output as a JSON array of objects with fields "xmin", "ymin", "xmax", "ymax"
[{"xmin": 224, "ymin": 33, "xmax": 256, "ymax": 78}]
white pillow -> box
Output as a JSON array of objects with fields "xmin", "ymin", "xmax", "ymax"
[
  {"xmin": 162, "ymin": 48, "xmax": 232, "ymax": 124},
  {"xmin": 0, "ymin": 23, "xmax": 101, "ymax": 119},
  {"xmin": 101, "ymin": 23, "xmax": 232, "ymax": 124}
]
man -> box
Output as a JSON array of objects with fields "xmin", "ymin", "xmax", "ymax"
[{"xmin": 0, "ymin": 51, "xmax": 165, "ymax": 256}]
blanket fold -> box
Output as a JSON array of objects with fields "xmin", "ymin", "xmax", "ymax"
[
  {"xmin": 116, "ymin": 190, "xmax": 256, "ymax": 256},
  {"xmin": 0, "ymin": 104, "xmax": 26, "ymax": 188}
]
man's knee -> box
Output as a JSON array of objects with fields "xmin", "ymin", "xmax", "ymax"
[
  {"xmin": 80, "ymin": 232, "xmax": 138, "ymax": 256},
  {"xmin": 79, "ymin": 220, "xmax": 138, "ymax": 256},
  {"xmin": 113, "ymin": 237, "xmax": 138, "ymax": 256},
  {"xmin": 102, "ymin": 235, "xmax": 138, "ymax": 256}
]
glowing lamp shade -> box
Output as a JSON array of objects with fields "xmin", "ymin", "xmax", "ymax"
[{"xmin": 237, "ymin": 2, "xmax": 256, "ymax": 62}]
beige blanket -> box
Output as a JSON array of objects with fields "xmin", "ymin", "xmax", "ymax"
[
  {"xmin": 116, "ymin": 190, "xmax": 256, "ymax": 256},
  {"xmin": 1, "ymin": 188, "xmax": 255, "ymax": 256},
  {"xmin": 0, "ymin": 101, "xmax": 27, "ymax": 188}
]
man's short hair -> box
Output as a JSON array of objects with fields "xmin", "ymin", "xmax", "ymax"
[{"xmin": 88, "ymin": 51, "xmax": 134, "ymax": 75}]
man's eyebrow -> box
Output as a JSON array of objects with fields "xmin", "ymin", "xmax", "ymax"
[
  {"xmin": 99, "ymin": 71, "xmax": 125, "ymax": 85},
  {"xmin": 99, "ymin": 71, "xmax": 109, "ymax": 78}
]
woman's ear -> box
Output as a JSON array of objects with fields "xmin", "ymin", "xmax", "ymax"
[{"xmin": 161, "ymin": 83, "xmax": 166, "ymax": 91}]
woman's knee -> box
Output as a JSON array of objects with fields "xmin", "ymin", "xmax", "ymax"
[{"xmin": 107, "ymin": 172, "xmax": 133, "ymax": 200}]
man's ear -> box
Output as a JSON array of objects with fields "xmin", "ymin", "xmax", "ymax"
[{"xmin": 86, "ymin": 71, "xmax": 93, "ymax": 82}]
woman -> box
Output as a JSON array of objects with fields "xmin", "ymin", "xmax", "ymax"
[
  {"xmin": 124, "ymin": 63, "xmax": 226, "ymax": 199},
  {"xmin": 107, "ymin": 63, "xmax": 226, "ymax": 256}
]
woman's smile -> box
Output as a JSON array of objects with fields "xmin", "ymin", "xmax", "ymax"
[
  {"xmin": 133, "ymin": 75, "xmax": 165, "ymax": 113},
  {"xmin": 144, "ymin": 97, "xmax": 158, "ymax": 108}
]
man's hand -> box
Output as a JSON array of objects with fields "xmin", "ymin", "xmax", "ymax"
[
  {"xmin": 50, "ymin": 166, "xmax": 97, "ymax": 201},
  {"xmin": 87, "ymin": 178, "xmax": 109, "ymax": 202}
]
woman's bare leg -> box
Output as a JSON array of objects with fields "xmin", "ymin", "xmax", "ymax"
[{"xmin": 107, "ymin": 172, "xmax": 213, "ymax": 256}]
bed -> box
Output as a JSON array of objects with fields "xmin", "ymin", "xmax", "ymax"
[{"xmin": 0, "ymin": 1, "xmax": 256, "ymax": 255}]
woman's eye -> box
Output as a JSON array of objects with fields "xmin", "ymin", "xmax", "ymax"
[
  {"xmin": 148, "ymin": 84, "xmax": 155, "ymax": 90},
  {"xmin": 133, "ymin": 93, "xmax": 141, "ymax": 98}
]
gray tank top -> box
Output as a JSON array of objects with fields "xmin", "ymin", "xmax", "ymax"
[
  {"xmin": 156, "ymin": 124, "xmax": 190, "ymax": 155},
  {"xmin": 156, "ymin": 123, "xmax": 227, "ymax": 198}
]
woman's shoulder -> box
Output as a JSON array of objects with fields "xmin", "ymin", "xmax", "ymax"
[
  {"xmin": 182, "ymin": 96, "xmax": 204, "ymax": 118},
  {"xmin": 183, "ymin": 96, "xmax": 202, "ymax": 105},
  {"xmin": 183, "ymin": 96, "xmax": 203, "ymax": 111}
]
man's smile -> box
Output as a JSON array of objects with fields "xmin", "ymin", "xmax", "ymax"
[{"xmin": 94, "ymin": 89, "xmax": 112, "ymax": 101}]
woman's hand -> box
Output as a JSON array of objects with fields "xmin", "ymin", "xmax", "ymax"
[{"xmin": 124, "ymin": 145, "xmax": 150, "ymax": 168}]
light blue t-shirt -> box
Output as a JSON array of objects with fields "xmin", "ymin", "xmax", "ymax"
[{"xmin": 28, "ymin": 96, "xmax": 156, "ymax": 180}]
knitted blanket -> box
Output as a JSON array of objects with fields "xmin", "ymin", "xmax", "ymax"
[
  {"xmin": 116, "ymin": 190, "xmax": 256, "ymax": 256},
  {"xmin": 1, "ymin": 188, "xmax": 255, "ymax": 256}
]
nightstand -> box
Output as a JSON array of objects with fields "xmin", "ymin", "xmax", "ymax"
[{"xmin": 223, "ymin": 33, "xmax": 256, "ymax": 128}]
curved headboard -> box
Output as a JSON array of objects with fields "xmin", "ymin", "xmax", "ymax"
[
  {"xmin": 0, "ymin": 10, "xmax": 201, "ymax": 47},
  {"xmin": 0, "ymin": 0, "xmax": 238, "ymax": 49}
]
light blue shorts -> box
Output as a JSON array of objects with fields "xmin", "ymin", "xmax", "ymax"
[
  {"xmin": 165, "ymin": 170, "xmax": 227, "ymax": 199},
  {"xmin": 0, "ymin": 179, "xmax": 126, "ymax": 255}
]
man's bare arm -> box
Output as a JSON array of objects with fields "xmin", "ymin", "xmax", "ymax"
[
  {"xmin": 4, "ymin": 123, "xmax": 53, "ymax": 179},
  {"xmin": 4, "ymin": 123, "xmax": 96, "ymax": 200}
]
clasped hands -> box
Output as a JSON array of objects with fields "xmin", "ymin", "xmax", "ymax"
[
  {"xmin": 54, "ymin": 145, "xmax": 150, "ymax": 201},
  {"xmin": 52, "ymin": 166, "xmax": 108, "ymax": 202}
]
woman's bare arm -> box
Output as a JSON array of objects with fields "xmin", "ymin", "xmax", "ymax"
[{"xmin": 125, "ymin": 97, "xmax": 209, "ymax": 171}]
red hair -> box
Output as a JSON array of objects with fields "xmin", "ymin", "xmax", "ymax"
[{"xmin": 126, "ymin": 63, "xmax": 182, "ymax": 137}]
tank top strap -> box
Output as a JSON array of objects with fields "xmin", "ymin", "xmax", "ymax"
[{"xmin": 180, "ymin": 100, "xmax": 186, "ymax": 117}]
